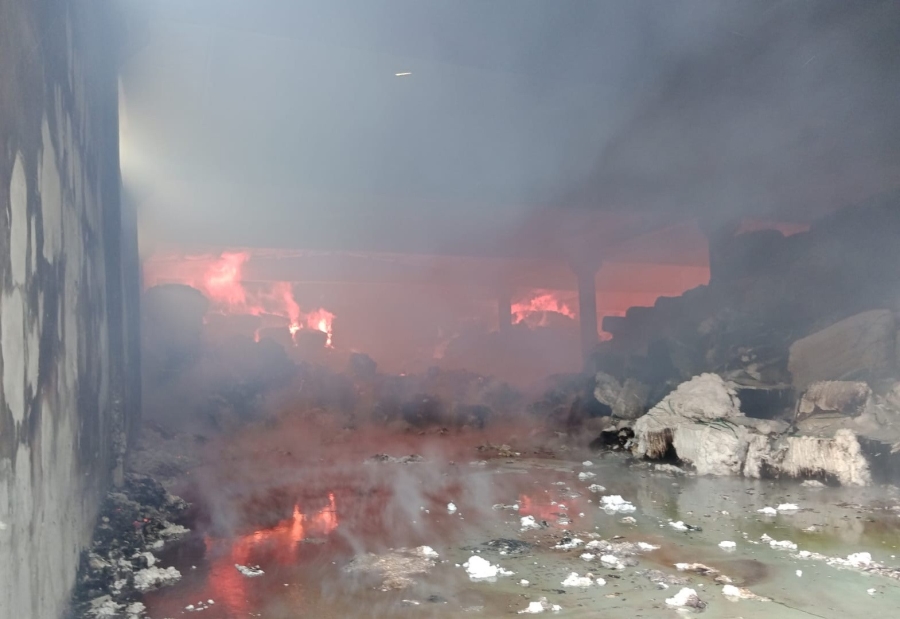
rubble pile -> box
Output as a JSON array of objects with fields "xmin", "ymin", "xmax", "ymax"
[
  {"xmin": 69, "ymin": 475, "xmax": 190, "ymax": 618},
  {"xmin": 622, "ymin": 373, "xmax": 878, "ymax": 484},
  {"xmin": 593, "ymin": 200, "xmax": 900, "ymax": 394},
  {"xmin": 573, "ymin": 201, "xmax": 900, "ymax": 485},
  {"xmin": 365, "ymin": 367, "xmax": 523, "ymax": 429}
]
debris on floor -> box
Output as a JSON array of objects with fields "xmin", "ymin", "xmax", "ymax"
[
  {"xmin": 344, "ymin": 547, "xmax": 441, "ymax": 590},
  {"xmin": 70, "ymin": 474, "xmax": 189, "ymax": 618},
  {"xmin": 462, "ymin": 555, "xmax": 514, "ymax": 581},
  {"xmin": 520, "ymin": 515, "xmax": 543, "ymax": 530},
  {"xmin": 761, "ymin": 535, "xmax": 798, "ymax": 550},
  {"xmin": 599, "ymin": 555, "xmax": 626, "ymax": 570},
  {"xmin": 722, "ymin": 584, "xmax": 770, "ymax": 601},
  {"xmin": 474, "ymin": 539, "xmax": 533, "ymax": 555},
  {"xmin": 599, "ymin": 495, "xmax": 636, "ymax": 513},
  {"xmin": 518, "ymin": 597, "xmax": 562, "ymax": 614},
  {"xmin": 368, "ymin": 454, "xmax": 425, "ymax": 464},
  {"xmin": 553, "ymin": 537, "xmax": 584, "ymax": 551},
  {"xmin": 665, "ymin": 587, "xmax": 706, "ymax": 610},
  {"xmin": 675, "ymin": 563, "xmax": 720, "ymax": 577},
  {"xmin": 561, "ymin": 572, "xmax": 601, "ymax": 588},
  {"xmin": 134, "ymin": 566, "xmax": 182, "ymax": 591},
  {"xmin": 235, "ymin": 564, "xmax": 265, "ymax": 577},
  {"xmin": 794, "ymin": 550, "xmax": 900, "ymax": 581},
  {"xmin": 653, "ymin": 464, "xmax": 689, "ymax": 476},
  {"xmin": 637, "ymin": 569, "xmax": 690, "ymax": 589},
  {"xmin": 668, "ymin": 520, "xmax": 701, "ymax": 531}
]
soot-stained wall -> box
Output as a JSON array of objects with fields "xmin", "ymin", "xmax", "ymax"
[{"xmin": 0, "ymin": 2, "xmax": 138, "ymax": 618}]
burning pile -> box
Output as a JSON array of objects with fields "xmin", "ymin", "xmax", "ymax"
[
  {"xmin": 144, "ymin": 250, "xmax": 335, "ymax": 347},
  {"xmin": 512, "ymin": 290, "xmax": 577, "ymax": 328}
]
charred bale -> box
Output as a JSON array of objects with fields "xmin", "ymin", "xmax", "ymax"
[
  {"xmin": 453, "ymin": 404, "xmax": 492, "ymax": 429},
  {"xmin": 789, "ymin": 310, "xmax": 896, "ymax": 390},
  {"xmin": 589, "ymin": 427, "xmax": 635, "ymax": 451},
  {"xmin": 796, "ymin": 381, "xmax": 872, "ymax": 423},
  {"xmin": 402, "ymin": 395, "xmax": 445, "ymax": 427},
  {"xmin": 348, "ymin": 352, "xmax": 378, "ymax": 379}
]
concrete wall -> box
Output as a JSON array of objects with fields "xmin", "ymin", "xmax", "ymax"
[{"xmin": 0, "ymin": 1, "xmax": 138, "ymax": 618}]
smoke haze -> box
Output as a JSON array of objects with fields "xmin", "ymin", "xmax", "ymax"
[{"xmin": 119, "ymin": 0, "xmax": 900, "ymax": 256}]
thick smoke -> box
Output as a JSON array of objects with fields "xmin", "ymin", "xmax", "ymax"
[
  {"xmin": 121, "ymin": 0, "xmax": 900, "ymax": 253},
  {"xmin": 123, "ymin": 0, "xmax": 900, "ymax": 429}
]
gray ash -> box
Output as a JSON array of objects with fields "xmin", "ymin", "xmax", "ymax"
[{"xmin": 66, "ymin": 474, "xmax": 189, "ymax": 619}]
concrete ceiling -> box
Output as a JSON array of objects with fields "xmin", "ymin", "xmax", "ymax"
[{"xmin": 119, "ymin": 0, "xmax": 900, "ymax": 260}]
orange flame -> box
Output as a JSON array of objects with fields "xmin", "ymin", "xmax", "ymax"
[
  {"xmin": 204, "ymin": 251, "xmax": 251, "ymax": 307},
  {"xmin": 305, "ymin": 308, "xmax": 335, "ymax": 348},
  {"xmin": 512, "ymin": 291, "xmax": 577, "ymax": 327},
  {"xmin": 144, "ymin": 251, "xmax": 335, "ymax": 346}
]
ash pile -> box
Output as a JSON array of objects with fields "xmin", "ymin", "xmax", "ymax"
[
  {"xmin": 67, "ymin": 474, "xmax": 189, "ymax": 619},
  {"xmin": 567, "ymin": 198, "xmax": 900, "ymax": 485}
]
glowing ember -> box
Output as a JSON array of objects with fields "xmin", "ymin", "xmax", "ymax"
[
  {"xmin": 512, "ymin": 291, "xmax": 577, "ymax": 327},
  {"xmin": 143, "ymin": 251, "xmax": 336, "ymax": 347}
]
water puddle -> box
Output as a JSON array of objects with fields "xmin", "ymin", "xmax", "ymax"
[{"xmin": 142, "ymin": 433, "xmax": 900, "ymax": 618}]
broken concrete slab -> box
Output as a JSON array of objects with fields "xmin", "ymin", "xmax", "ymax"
[{"xmin": 788, "ymin": 310, "xmax": 896, "ymax": 390}]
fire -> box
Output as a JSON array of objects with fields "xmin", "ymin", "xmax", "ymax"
[
  {"xmin": 144, "ymin": 250, "xmax": 335, "ymax": 346},
  {"xmin": 204, "ymin": 251, "xmax": 250, "ymax": 306},
  {"xmin": 304, "ymin": 308, "xmax": 335, "ymax": 348},
  {"xmin": 512, "ymin": 290, "xmax": 577, "ymax": 327}
]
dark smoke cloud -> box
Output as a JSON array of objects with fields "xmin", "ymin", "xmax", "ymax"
[{"xmin": 119, "ymin": 0, "xmax": 900, "ymax": 256}]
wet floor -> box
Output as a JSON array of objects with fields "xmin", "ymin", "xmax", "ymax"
[{"xmin": 141, "ymin": 422, "xmax": 900, "ymax": 618}]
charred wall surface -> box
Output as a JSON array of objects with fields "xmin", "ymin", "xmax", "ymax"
[{"xmin": 0, "ymin": 2, "xmax": 137, "ymax": 619}]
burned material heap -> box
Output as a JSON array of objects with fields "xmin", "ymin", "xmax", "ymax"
[{"xmin": 587, "ymin": 199, "xmax": 900, "ymax": 485}]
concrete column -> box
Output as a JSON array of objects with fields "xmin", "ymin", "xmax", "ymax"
[
  {"xmin": 498, "ymin": 289, "xmax": 512, "ymax": 334},
  {"xmin": 699, "ymin": 218, "xmax": 740, "ymax": 286},
  {"xmin": 576, "ymin": 266, "xmax": 599, "ymax": 364}
]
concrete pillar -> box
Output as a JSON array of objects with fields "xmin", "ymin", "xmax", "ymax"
[
  {"xmin": 576, "ymin": 266, "xmax": 599, "ymax": 364},
  {"xmin": 498, "ymin": 289, "xmax": 512, "ymax": 334},
  {"xmin": 699, "ymin": 218, "xmax": 740, "ymax": 286}
]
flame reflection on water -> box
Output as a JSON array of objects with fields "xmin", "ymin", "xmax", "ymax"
[{"xmin": 194, "ymin": 494, "xmax": 339, "ymax": 616}]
